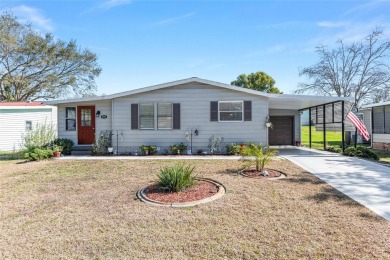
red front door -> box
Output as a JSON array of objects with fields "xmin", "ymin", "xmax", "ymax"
[{"xmin": 77, "ymin": 106, "xmax": 95, "ymax": 144}]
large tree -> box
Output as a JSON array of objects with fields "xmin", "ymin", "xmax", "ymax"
[
  {"xmin": 0, "ymin": 12, "xmax": 101, "ymax": 101},
  {"xmin": 231, "ymin": 71, "xmax": 282, "ymax": 94},
  {"xmin": 296, "ymin": 29, "xmax": 390, "ymax": 108}
]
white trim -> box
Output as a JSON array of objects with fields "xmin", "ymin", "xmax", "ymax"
[
  {"xmin": 362, "ymin": 101, "xmax": 390, "ymax": 108},
  {"xmin": 218, "ymin": 101, "xmax": 244, "ymax": 122}
]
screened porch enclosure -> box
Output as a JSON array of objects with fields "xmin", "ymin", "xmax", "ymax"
[{"xmin": 299, "ymin": 101, "xmax": 353, "ymax": 151}]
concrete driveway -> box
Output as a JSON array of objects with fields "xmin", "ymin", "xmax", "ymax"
[{"xmin": 278, "ymin": 147, "xmax": 390, "ymax": 221}]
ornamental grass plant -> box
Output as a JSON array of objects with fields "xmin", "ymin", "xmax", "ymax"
[{"xmin": 156, "ymin": 162, "xmax": 196, "ymax": 192}]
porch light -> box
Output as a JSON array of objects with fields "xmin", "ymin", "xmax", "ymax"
[
  {"xmin": 265, "ymin": 115, "xmax": 272, "ymax": 128},
  {"xmin": 194, "ymin": 129, "xmax": 199, "ymax": 136},
  {"xmin": 96, "ymin": 111, "xmax": 101, "ymax": 117}
]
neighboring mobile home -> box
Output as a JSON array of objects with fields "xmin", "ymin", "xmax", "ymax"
[
  {"xmin": 361, "ymin": 101, "xmax": 390, "ymax": 151},
  {"xmin": 45, "ymin": 77, "xmax": 351, "ymax": 154},
  {"xmin": 0, "ymin": 102, "xmax": 57, "ymax": 151}
]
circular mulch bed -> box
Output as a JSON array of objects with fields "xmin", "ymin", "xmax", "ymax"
[
  {"xmin": 137, "ymin": 178, "xmax": 226, "ymax": 207},
  {"xmin": 239, "ymin": 168, "xmax": 286, "ymax": 179}
]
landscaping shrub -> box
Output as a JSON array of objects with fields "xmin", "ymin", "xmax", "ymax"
[
  {"xmin": 53, "ymin": 138, "xmax": 74, "ymax": 155},
  {"xmin": 23, "ymin": 123, "xmax": 56, "ymax": 149},
  {"xmin": 24, "ymin": 147, "xmax": 53, "ymax": 161},
  {"xmin": 140, "ymin": 145, "xmax": 157, "ymax": 155},
  {"xmin": 92, "ymin": 131, "xmax": 112, "ymax": 155},
  {"xmin": 208, "ymin": 135, "xmax": 224, "ymax": 154},
  {"xmin": 169, "ymin": 143, "xmax": 187, "ymax": 155},
  {"xmin": 344, "ymin": 146, "xmax": 379, "ymax": 160},
  {"xmin": 240, "ymin": 144, "xmax": 278, "ymax": 171},
  {"xmin": 326, "ymin": 145, "xmax": 342, "ymax": 153},
  {"xmin": 226, "ymin": 143, "xmax": 242, "ymax": 155},
  {"xmin": 156, "ymin": 162, "xmax": 197, "ymax": 192}
]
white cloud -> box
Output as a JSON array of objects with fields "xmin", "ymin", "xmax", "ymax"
[
  {"xmin": 99, "ymin": 0, "xmax": 132, "ymax": 9},
  {"xmin": 317, "ymin": 21, "xmax": 349, "ymax": 28},
  {"xmin": 10, "ymin": 5, "xmax": 53, "ymax": 32},
  {"xmin": 155, "ymin": 12, "xmax": 195, "ymax": 26}
]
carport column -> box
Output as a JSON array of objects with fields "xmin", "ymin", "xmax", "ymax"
[
  {"xmin": 309, "ymin": 107, "xmax": 312, "ymax": 149},
  {"xmin": 323, "ymin": 104, "xmax": 326, "ymax": 151},
  {"xmin": 341, "ymin": 101, "xmax": 345, "ymax": 153}
]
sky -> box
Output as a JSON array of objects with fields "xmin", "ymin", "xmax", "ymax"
[{"xmin": 1, "ymin": 0, "xmax": 390, "ymax": 96}]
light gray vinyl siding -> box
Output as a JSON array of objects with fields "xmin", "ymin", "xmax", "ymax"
[
  {"xmin": 373, "ymin": 134, "xmax": 390, "ymax": 143},
  {"xmin": 361, "ymin": 109, "xmax": 372, "ymax": 134},
  {"xmin": 269, "ymin": 109, "xmax": 301, "ymax": 142},
  {"xmin": 112, "ymin": 83, "xmax": 268, "ymax": 152},
  {"xmin": 0, "ymin": 107, "xmax": 57, "ymax": 151},
  {"xmin": 57, "ymin": 100, "xmax": 112, "ymax": 145}
]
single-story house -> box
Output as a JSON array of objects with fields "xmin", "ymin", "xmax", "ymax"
[
  {"xmin": 45, "ymin": 77, "xmax": 352, "ymax": 154},
  {"xmin": 361, "ymin": 101, "xmax": 390, "ymax": 151},
  {"xmin": 0, "ymin": 102, "xmax": 57, "ymax": 151}
]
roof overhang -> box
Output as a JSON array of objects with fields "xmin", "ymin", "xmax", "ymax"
[
  {"xmin": 361, "ymin": 100, "xmax": 390, "ymax": 109},
  {"xmin": 268, "ymin": 94, "xmax": 352, "ymax": 110}
]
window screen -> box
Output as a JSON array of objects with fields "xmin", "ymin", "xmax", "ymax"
[
  {"xmin": 140, "ymin": 103, "xmax": 154, "ymax": 129},
  {"xmin": 219, "ymin": 101, "xmax": 243, "ymax": 121},
  {"xmin": 157, "ymin": 103, "xmax": 172, "ymax": 129},
  {"xmin": 373, "ymin": 106, "xmax": 384, "ymax": 134},
  {"xmin": 65, "ymin": 107, "xmax": 76, "ymax": 131}
]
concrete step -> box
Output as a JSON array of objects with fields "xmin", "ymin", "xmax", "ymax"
[
  {"xmin": 72, "ymin": 145, "xmax": 92, "ymax": 151},
  {"xmin": 71, "ymin": 150, "xmax": 92, "ymax": 156}
]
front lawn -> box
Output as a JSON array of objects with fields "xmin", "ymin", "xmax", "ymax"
[
  {"xmin": 373, "ymin": 149, "xmax": 390, "ymax": 164},
  {"xmin": 301, "ymin": 126, "xmax": 343, "ymax": 149},
  {"xmin": 0, "ymin": 159, "xmax": 389, "ymax": 258}
]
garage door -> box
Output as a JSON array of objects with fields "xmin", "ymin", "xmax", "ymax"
[{"xmin": 269, "ymin": 116, "xmax": 294, "ymax": 145}]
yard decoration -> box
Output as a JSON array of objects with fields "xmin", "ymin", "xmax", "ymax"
[{"xmin": 53, "ymin": 145, "xmax": 63, "ymax": 157}]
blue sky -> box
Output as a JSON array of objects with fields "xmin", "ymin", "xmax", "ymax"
[{"xmin": 1, "ymin": 0, "xmax": 390, "ymax": 95}]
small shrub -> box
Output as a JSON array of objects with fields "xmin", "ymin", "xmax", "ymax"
[
  {"xmin": 156, "ymin": 162, "xmax": 197, "ymax": 192},
  {"xmin": 53, "ymin": 145, "xmax": 63, "ymax": 152},
  {"xmin": 22, "ymin": 123, "xmax": 56, "ymax": 149},
  {"xmin": 53, "ymin": 138, "xmax": 74, "ymax": 155},
  {"xmin": 92, "ymin": 131, "xmax": 112, "ymax": 155},
  {"xmin": 240, "ymin": 144, "xmax": 278, "ymax": 171},
  {"xmin": 140, "ymin": 145, "xmax": 157, "ymax": 155},
  {"xmin": 25, "ymin": 147, "xmax": 53, "ymax": 161},
  {"xmin": 226, "ymin": 143, "xmax": 242, "ymax": 155},
  {"xmin": 208, "ymin": 135, "xmax": 224, "ymax": 154},
  {"xmin": 169, "ymin": 143, "xmax": 187, "ymax": 154},
  {"xmin": 344, "ymin": 146, "xmax": 379, "ymax": 160},
  {"xmin": 326, "ymin": 145, "xmax": 342, "ymax": 153}
]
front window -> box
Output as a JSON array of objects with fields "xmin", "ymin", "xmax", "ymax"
[
  {"xmin": 66, "ymin": 107, "xmax": 76, "ymax": 131},
  {"xmin": 140, "ymin": 103, "xmax": 154, "ymax": 129},
  {"xmin": 158, "ymin": 103, "xmax": 172, "ymax": 129},
  {"xmin": 219, "ymin": 101, "xmax": 243, "ymax": 122}
]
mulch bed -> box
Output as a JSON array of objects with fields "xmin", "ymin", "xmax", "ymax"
[
  {"xmin": 144, "ymin": 180, "xmax": 218, "ymax": 203},
  {"xmin": 240, "ymin": 168, "xmax": 283, "ymax": 178}
]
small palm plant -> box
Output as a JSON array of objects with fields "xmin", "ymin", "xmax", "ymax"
[
  {"xmin": 240, "ymin": 144, "xmax": 277, "ymax": 172},
  {"xmin": 156, "ymin": 162, "xmax": 197, "ymax": 192}
]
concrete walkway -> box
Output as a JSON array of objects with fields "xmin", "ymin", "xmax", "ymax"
[
  {"xmin": 55, "ymin": 155, "xmax": 241, "ymax": 160},
  {"xmin": 278, "ymin": 147, "xmax": 390, "ymax": 221}
]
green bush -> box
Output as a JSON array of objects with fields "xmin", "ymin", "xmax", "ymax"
[
  {"xmin": 240, "ymin": 144, "xmax": 278, "ymax": 171},
  {"xmin": 23, "ymin": 123, "xmax": 56, "ymax": 149},
  {"xmin": 169, "ymin": 143, "xmax": 187, "ymax": 154},
  {"xmin": 140, "ymin": 145, "xmax": 157, "ymax": 155},
  {"xmin": 226, "ymin": 143, "xmax": 242, "ymax": 155},
  {"xmin": 92, "ymin": 131, "xmax": 112, "ymax": 155},
  {"xmin": 156, "ymin": 163, "xmax": 197, "ymax": 192},
  {"xmin": 344, "ymin": 146, "xmax": 379, "ymax": 160},
  {"xmin": 25, "ymin": 147, "xmax": 53, "ymax": 161},
  {"xmin": 53, "ymin": 138, "xmax": 74, "ymax": 155},
  {"xmin": 326, "ymin": 145, "xmax": 342, "ymax": 153}
]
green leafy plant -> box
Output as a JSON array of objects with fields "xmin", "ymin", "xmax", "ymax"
[
  {"xmin": 53, "ymin": 138, "xmax": 74, "ymax": 155},
  {"xmin": 156, "ymin": 162, "xmax": 197, "ymax": 192},
  {"xmin": 240, "ymin": 144, "xmax": 278, "ymax": 171},
  {"xmin": 140, "ymin": 145, "xmax": 157, "ymax": 155},
  {"xmin": 24, "ymin": 147, "xmax": 53, "ymax": 161},
  {"xmin": 92, "ymin": 131, "xmax": 112, "ymax": 155},
  {"xmin": 326, "ymin": 145, "xmax": 342, "ymax": 153},
  {"xmin": 226, "ymin": 143, "xmax": 242, "ymax": 155},
  {"xmin": 208, "ymin": 135, "xmax": 224, "ymax": 154},
  {"xmin": 344, "ymin": 146, "xmax": 379, "ymax": 160},
  {"xmin": 169, "ymin": 143, "xmax": 187, "ymax": 154},
  {"xmin": 53, "ymin": 145, "xmax": 63, "ymax": 153},
  {"xmin": 22, "ymin": 123, "xmax": 56, "ymax": 149}
]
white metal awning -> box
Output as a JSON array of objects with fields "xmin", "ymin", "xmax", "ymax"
[{"xmin": 268, "ymin": 94, "xmax": 352, "ymax": 110}]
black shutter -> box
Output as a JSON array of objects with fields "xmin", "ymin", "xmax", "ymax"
[
  {"xmin": 210, "ymin": 101, "xmax": 218, "ymax": 121},
  {"xmin": 173, "ymin": 103, "xmax": 180, "ymax": 129},
  {"xmin": 131, "ymin": 103, "xmax": 138, "ymax": 130},
  {"xmin": 244, "ymin": 101, "xmax": 252, "ymax": 121}
]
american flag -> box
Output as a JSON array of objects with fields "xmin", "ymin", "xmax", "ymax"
[{"xmin": 347, "ymin": 111, "xmax": 370, "ymax": 141}]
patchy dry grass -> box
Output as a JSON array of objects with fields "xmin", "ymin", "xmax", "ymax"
[{"xmin": 0, "ymin": 159, "xmax": 389, "ymax": 259}]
